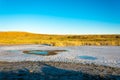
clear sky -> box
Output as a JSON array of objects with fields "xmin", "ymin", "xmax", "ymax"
[{"xmin": 0, "ymin": 0, "xmax": 120, "ymax": 34}]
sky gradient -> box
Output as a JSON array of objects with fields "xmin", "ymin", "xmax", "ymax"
[{"xmin": 0, "ymin": 0, "xmax": 120, "ymax": 34}]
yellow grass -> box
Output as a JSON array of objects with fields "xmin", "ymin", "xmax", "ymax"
[{"xmin": 0, "ymin": 32, "xmax": 120, "ymax": 46}]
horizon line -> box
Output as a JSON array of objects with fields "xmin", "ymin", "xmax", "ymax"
[{"xmin": 0, "ymin": 31, "xmax": 120, "ymax": 35}]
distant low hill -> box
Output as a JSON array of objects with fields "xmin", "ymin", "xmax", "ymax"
[{"xmin": 0, "ymin": 32, "xmax": 120, "ymax": 46}]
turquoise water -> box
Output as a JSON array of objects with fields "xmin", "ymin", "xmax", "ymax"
[
  {"xmin": 79, "ymin": 56, "xmax": 97, "ymax": 60},
  {"xmin": 23, "ymin": 50, "xmax": 66, "ymax": 55},
  {"xmin": 29, "ymin": 51, "xmax": 48, "ymax": 55}
]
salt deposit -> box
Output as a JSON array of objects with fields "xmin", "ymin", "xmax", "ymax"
[{"xmin": 0, "ymin": 45, "xmax": 120, "ymax": 67}]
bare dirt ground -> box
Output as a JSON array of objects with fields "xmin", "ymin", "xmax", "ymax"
[{"xmin": 0, "ymin": 61, "xmax": 120, "ymax": 80}]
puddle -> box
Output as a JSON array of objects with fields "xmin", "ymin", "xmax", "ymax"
[
  {"xmin": 26, "ymin": 51, "xmax": 48, "ymax": 55},
  {"xmin": 79, "ymin": 56, "xmax": 97, "ymax": 60},
  {"xmin": 23, "ymin": 50, "xmax": 66, "ymax": 56}
]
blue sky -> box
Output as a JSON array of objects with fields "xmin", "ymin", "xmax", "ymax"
[{"xmin": 0, "ymin": 0, "xmax": 120, "ymax": 34}]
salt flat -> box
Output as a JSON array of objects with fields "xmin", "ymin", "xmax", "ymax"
[{"xmin": 0, "ymin": 45, "xmax": 120, "ymax": 68}]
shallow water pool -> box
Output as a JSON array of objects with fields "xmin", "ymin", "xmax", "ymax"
[
  {"xmin": 28, "ymin": 51, "xmax": 48, "ymax": 55},
  {"xmin": 79, "ymin": 56, "xmax": 97, "ymax": 60}
]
